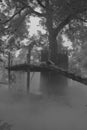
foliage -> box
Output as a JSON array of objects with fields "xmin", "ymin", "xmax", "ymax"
[
  {"xmin": 0, "ymin": 0, "xmax": 87, "ymax": 67},
  {"xmin": 63, "ymin": 18, "xmax": 87, "ymax": 74}
]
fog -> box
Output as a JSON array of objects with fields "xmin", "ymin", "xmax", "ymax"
[{"xmin": 0, "ymin": 72, "xmax": 87, "ymax": 130}]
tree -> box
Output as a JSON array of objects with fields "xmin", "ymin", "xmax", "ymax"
[
  {"xmin": 63, "ymin": 18, "xmax": 87, "ymax": 76},
  {"xmin": 1, "ymin": 0, "xmax": 87, "ymax": 87},
  {"xmin": 1, "ymin": 0, "xmax": 87, "ymax": 64}
]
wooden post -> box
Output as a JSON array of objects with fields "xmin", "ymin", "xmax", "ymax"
[
  {"xmin": 26, "ymin": 41, "xmax": 36, "ymax": 92},
  {"xmin": 27, "ymin": 47, "xmax": 31, "ymax": 92},
  {"xmin": 8, "ymin": 51, "xmax": 11, "ymax": 87},
  {"xmin": 40, "ymin": 47, "xmax": 49, "ymax": 90}
]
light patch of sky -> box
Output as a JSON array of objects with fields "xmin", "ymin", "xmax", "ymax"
[
  {"xmin": 28, "ymin": 16, "xmax": 46, "ymax": 36},
  {"xmin": 62, "ymin": 35, "xmax": 72, "ymax": 49},
  {"xmin": 26, "ymin": 7, "xmax": 46, "ymax": 36},
  {"xmin": 15, "ymin": 49, "xmax": 22, "ymax": 58}
]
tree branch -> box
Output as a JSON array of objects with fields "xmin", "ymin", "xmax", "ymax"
[
  {"xmin": 1, "ymin": 6, "xmax": 26, "ymax": 24},
  {"xmin": 17, "ymin": 0, "xmax": 46, "ymax": 17},
  {"xmin": 54, "ymin": 7, "xmax": 87, "ymax": 36},
  {"xmin": 27, "ymin": 5, "xmax": 46, "ymax": 17},
  {"xmin": 54, "ymin": 15, "xmax": 73, "ymax": 36},
  {"xmin": 36, "ymin": 0, "xmax": 45, "ymax": 8},
  {"xmin": 1, "ymin": 0, "xmax": 46, "ymax": 25}
]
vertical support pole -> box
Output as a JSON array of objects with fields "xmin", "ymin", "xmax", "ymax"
[
  {"xmin": 8, "ymin": 51, "xmax": 11, "ymax": 87},
  {"xmin": 27, "ymin": 69, "xmax": 30, "ymax": 92},
  {"xmin": 26, "ymin": 41, "xmax": 35, "ymax": 92},
  {"xmin": 40, "ymin": 47, "xmax": 49, "ymax": 90},
  {"xmin": 27, "ymin": 48, "xmax": 31, "ymax": 92}
]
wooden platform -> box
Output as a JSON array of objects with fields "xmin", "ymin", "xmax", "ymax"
[
  {"xmin": 5, "ymin": 63, "xmax": 87, "ymax": 85},
  {"xmin": 5, "ymin": 63, "xmax": 52, "ymax": 72}
]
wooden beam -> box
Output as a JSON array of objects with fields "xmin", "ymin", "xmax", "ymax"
[
  {"xmin": 5, "ymin": 63, "xmax": 87, "ymax": 85},
  {"xmin": 5, "ymin": 64, "xmax": 51, "ymax": 72},
  {"xmin": 50, "ymin": 65, "xmax": 87, "ymax": 85}
]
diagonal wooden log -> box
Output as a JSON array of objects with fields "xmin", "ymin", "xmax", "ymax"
[
  {"xmin": 5, "ymin": 63, "xmax": 87, "ymax": 85},
  {"xmin": 49, "ymin": 65, "xmax": 87, "ymax": 85}
]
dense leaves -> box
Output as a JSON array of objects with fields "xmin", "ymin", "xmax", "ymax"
[{"xmin": 0, "ymin": 0, "xmax": 87, "ymax": 72}]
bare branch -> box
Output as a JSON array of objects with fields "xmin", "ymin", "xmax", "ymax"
[
  {"xmin": 17, "ymin": 0, "xmax": 46, "ymax": 17},
  {"xmin": 26, "ymin": 5, "xmax": 46, "ymax": 17},
  {"xmin": 54, "ymin": 7, "xmax": 87, "ymax": 36},
  {"xmin": 36, "ymin": 0, "xmax": 45, "ymax": 8},
  {"xmin": 54, "ymin": 15, "xmax": 73, "ymax": 36},
  {"xmin": 1, "ymin": 6, "xmax": 26, "ymax": 24}
]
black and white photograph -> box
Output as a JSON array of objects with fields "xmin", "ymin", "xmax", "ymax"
[{"xmin": 0, "ymin": 0, "xmax": 87, "ymax": 130}]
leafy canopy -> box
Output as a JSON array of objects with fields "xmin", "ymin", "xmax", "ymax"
[{"xmin": 0, "ymin": 0, "xmax": 87, "ymax": 65}]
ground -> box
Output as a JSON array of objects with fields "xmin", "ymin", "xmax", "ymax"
[{"xmin": 0, "ymin": 79, "xmax": 87, "ymax": 130}]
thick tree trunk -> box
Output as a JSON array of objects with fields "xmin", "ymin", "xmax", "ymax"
[
  {"xmin": 48, "ymin": 34, "xmax": 58, "ymax": 64},
  {"xmin": 46, "ymin": 13, "xmax": 58, "ymax": 64},
  {"xmin": 41, "ymin": 9, "xmax": 68, "ymax": 89}
]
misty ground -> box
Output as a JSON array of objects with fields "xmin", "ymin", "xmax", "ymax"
[{"xmin": 0, "ymin": 73, "xmax": 87, "ymax": 130}]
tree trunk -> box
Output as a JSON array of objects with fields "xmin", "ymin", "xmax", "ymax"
[
  {"xmin": 48, "ymin": 34, "xmax": 58, "ymax": 64},
  {"xmin": 40, "ymin": 12, "xmax": 68, "ymax": 90}
]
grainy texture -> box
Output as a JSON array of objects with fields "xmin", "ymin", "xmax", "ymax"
[{"xmin": 6, "ymin": 63, "xmax": 87, "ymax": 85}]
